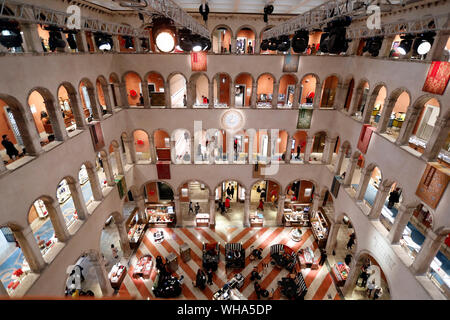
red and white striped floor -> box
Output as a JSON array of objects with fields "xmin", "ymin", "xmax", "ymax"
[{"xmin": 118, "ymin": 227, "xmax": 342, "ymax": 300}]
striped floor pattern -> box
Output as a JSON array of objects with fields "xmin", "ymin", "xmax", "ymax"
[{"xmin": 118, "ymin": 227, "xmax": 342, "ymax": 300}]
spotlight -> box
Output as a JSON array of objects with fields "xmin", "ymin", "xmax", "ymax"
[
  {"xmin": 264, "ymin": 5, "xmax": 274, "ymax": 23},
  {"xmin": 413, "ymin": 31, "xmax": 435, "ymax": 55},
  {"xmin": 268, "ymin": 37, "xmax": 279, "ymax": 51},
  {"xmin": 260, "ymin": 39, "xmax": 269, "ymax": 51},
  {"xmin": 123, "ymin": 35, "xmax": 134, "ymax": 49},
  {"xmin": 319, "ymin": 16, "xmax": 351, "ymax": 54},
  {"xmin": 192, "ymin": 34, "xmax": 203, "ymax": 52},
  {"xmin": 152, "ymin": 17, "xmax": 176, "ymax": 53},
  {"xmin": 94, "ymin": 32, "xmax": 113, "ymax": 51},
  {"xmin": 291, "ymin": 29, "xmax": 309, "ymax": 53},
  {"xmin": 0, "ymin": 19, "xmax": 23, "ymax": 48},
  {"xmin": 140, "ymin": 37, "xmax": 149, "ymax": 51},
  {"xmin": 277, "ymin": 35, "xmax": 290, "ymax": 52},
  {"xmin": 45, "ymin": 26, "xmax": 66, "ymax": 52},
  {"xmin": 178, "ymin": 28, "xmax": 192, "ymax": 52},
  {"xmin": 63, "ymin": 30, "xmax": 78, "ymax": 50},
  {"xmin": 363, "ymin": 36, "xmax": 383, "ymax": 57},
  {"xmin": 397, "ymin": 34, "xmax": 414, "ymax": 55},
  {"xmin": 199, "ymin": 2, "xmax": 209, "ymax": 22}
]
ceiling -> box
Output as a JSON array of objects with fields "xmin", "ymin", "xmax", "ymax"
[{"xmin": 85, "ymin": 0, "xmax": 330, "ymax": 15}]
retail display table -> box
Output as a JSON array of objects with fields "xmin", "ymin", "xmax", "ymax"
[
  {"xmin": 133, "ymin": 255, "xmax": 153, "ymax": 279},
  {"xmin": 330, "ymin": 262, "xmax": 349, "ymax": 287},
  {"xmin": 109, "ymin": 263, "xmax": 127, "ymax": 289}
]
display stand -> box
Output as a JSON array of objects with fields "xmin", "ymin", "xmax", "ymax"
[
  {"xmin": 146, "ymin": 203, "xmax": 176, "ymax": 227},
  {"xmin": 309, "ymin": 208, "xmax": 330, "ymax": 248},
  {"xmin": 133, "ymin": 255, "xmax": 153, "ymax": 279},
  {"xmin": 196, "ymin": 213, "xmax": 210, "ymax": 227},
  {"xmin": 126, "ymin": 208, "xmax": 147, "ymax": 250},
  {"xmin": 109, "ymin": 262, "xmax": 127, "ymax": 289},
  {"xmin": 283, "ymin": 203, "xmax": 310, "ymax": 227},
  {"xmin": 250, "ymin": 211, "xmax": 264, "ymax": 227},
  {"xmin": 297, "ymin": 246, "xmax": 319, "ymax": 269},
  {"xmin": 330, "ymin": 262, "xmax": 350, "ymax": 286},
  {"xmin": 213, "ymin": 273, "xmax": 245, "ymax": 300}
]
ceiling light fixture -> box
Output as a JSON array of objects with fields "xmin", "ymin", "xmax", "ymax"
[
  {"xmin": 0, "ymin": 19, "xmax": 23, "ymax": 48},
  {"xmin": 397, "ymin": 34, "xmax": 415, "ymax": 55},
  {"xmin": 152, "ymin": 17, "xmax": 176, "ymax": 53},
  {"xmin": 291, "ymin": 29, "xmax": 309, "ymax": 53}
]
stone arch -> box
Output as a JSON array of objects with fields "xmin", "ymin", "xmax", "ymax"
[
  {"xmin": 0, "ymin": 93, "xmax": 41, "ymax": 156},
  {"xmin": 139, "ymin": 180, "xmax": 177, "ymax": 198},
  {"xmin": 250, "ymin": 177, "xmax": 283, "ymax": 194},
  {"xmin": 362, "ymin": 82, "xmax": 388, "ymax": 124},
  {"xmin": 377, "ymin": 87, "xmax": 411, "ymax": 134},
  {"xmin": 95, "ymin": 75, "xmax": 113, "ymax": 114},
  {"xmin": 319, "ymin": 74, "xmax": 341, "ymax": 109},
  {"xmin": 78, "ymin": 77, "xmax": 102, "ymax": 121},
  {"xmin": 236, "ymin": 24, "xmax": 258, "ymax": 39},
  {"xmin": 284, "ymin": 178, "xmax": 318, "ymax": 194},
  {"xmin": 178, "ymin": 179, "xmax": 212, "ymax": 195},
  {"xmin": 171, "ymin": 128, "xmax": 191, "ymax": 163},
  {"xmin": 167, "ymin": 72, "xmax": 188, "ymax": 108},
  {"xmin": 215, "ymin": 179, "xmax": 249, "ymax": 193},
  {"xmin": 27, "ymin": 86, "xmax": 67, "ymax": 142},
  {"xmin": 211, "ymin": 24, "xmax": 234, "ymax": 38},
  {"xmin": 189, "ymin": 72, "xmax": 210, "ymax": 106},
  {"xmin": 212, "ymin": 72, "xmax": 232, "ymax": 107},
  {"xmin": 121, "ymin": 70, "xmax": 143, "ymax": 83}
]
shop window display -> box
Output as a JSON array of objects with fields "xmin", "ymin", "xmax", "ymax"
[
  {"xmin": 408, "ymin": 98, "xmax": 440, "ymax": 154},
  {"xmin": 257, "ymin": 74, "xmax": 274, "ymax": 108},
  {"xmin": 236, "ymin": 28, "xmax": 255, "ymax": 54},
  {"xmin": 320, "ymin": 76, "xmax": 338, "ymax": 109},
  {"xmin": 368, "ymin": 86, "xmax": 387, "ymax": 127},
  {"xmin": 212, "ymin": 27, "xmax": 232, "ymax": 54}
]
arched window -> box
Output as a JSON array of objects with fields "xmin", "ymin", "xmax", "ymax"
[
  {"xmin": 212, "ymin": 26, "xmax": 232, "ymax": 54},
  {"xmin": 213, "ymin": 73, "xmax": 231, "ymax": 107},
  {"xmin": 236, "ymin": 27, "xmax": 255, "ymax": 54},
  {"xmin": 234, "ymin": 73, "xmax": 253, "ymax": 107},
  {"xmin": 257, "ymin": 74, "xmax": 275, "ymax": 108},
  {"xmin": 169, "ymin": 73, "xmax": 187, "ymax": 108}
]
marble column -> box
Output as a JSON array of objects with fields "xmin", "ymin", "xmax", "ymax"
[
  {"xmin": 141, "ymin": 80, "xmax": 150, "ymax": 108},
  {"xmin": 134, "ymin": 36, "xmax": 142, "ymax": 53},
  {"xmin": 170, "ymin": 140, "xmax": 177, "ymax": 164},
  {"xmin": 312, "ymin": 82, "xmax": 321, "ymax": 109},
  {"xmin": 115, "ymin": 219, "xmax": 131, "ymax": 258},
  {"xmin": 333, "ymin": 146, "xmax": 345, "ymax": 175},
  {"xmin": 15, "ymin": 226, "xmax": 46, "ymax": 273},
  {"xmin": 20, "ymin": 23, "xmax": 44, "ymax": 53},
  {"xmin": 325, "ymin": 223, "xmax": 342, "ymax": 254},
  {"xmin": 101, "ymin": 155, "xmax": 115, "ymax": 186},
  {"xmin": 229, "ymin": 80, "xmax": 235, "ymax": 108},
  {"xmin": 303, "ymin": 137, "xmax": 314, "ymax": 163},
  {"xmin": 67, "ymin": 180, "xmax": 88, "ymax": 220},
  {"xmin": 112, "ymin": 35, "xmax": 121, "ymax": 53},
  {"xmin": 321, "ymin": 137, "xmax": 335, "ymax": 164},
  {"xmin": 231, "ymin": 37, "xmax": 237, "ymax": 54},
  {"xmin": 293, "ymin": 83, "xmax": 301, "ymax": 109},
  {"xmin": 174, "ymin": 195, "xmax": 182, "ymax": 227},
  {"xmin": 90, "ymin": 254, "xmax": 114, "ymax": 296},
  {"xmin": 377, "ymin": 98, "xmax": 397, "ymax": 133},
  {"xmin": 244, "ymin": 193, "xmax": 251, "ymax": 227},
  {"xmin": 48, "ymin": 203, "xmax": 71, "ymax": 242},
  {"xmin": 254, "ymin": 37, "xmax": 261, "ymax": 54},
  {"xmin": 227, "ymin": 131, "xmax": 234, "ymax": 163},
  {"xmin": 334, "ymin": 83, "xmax": 348, "ymax": 110},
  {"xmin": 75, "ymin": 31, "xmax": 89, "ymax": 53},
  {"xmin": 164, "ymin": 82, "xmax": 171, "ymax": 108},
  {"xmin": 276, "ymin": 195, "xmax": 285, "ymax": 226},
  {"xmin": 411, "ymin": 230, "xmax": 445, "ymax": 275},
  {"xmin": 388, "ymin": 204, "xmax": 416, "ymax": 244},
  {"xmin": 134, "ymin": 194, "xmax": 147, "ymax": 222},
  {"xmin": 421, "ymin": 117, "xmax": 449, "ymax": 162},
  {"xmin": 396, "ymin": 107, "xmax": 421, "ymax": 146},
  {"xmin": 149, "ymin": 135, "xmax": 158, "ymax": 164},
  {"xmin": 209, "ymin": 195, "xmax": 216, "ymax": 227},
  {"xmin": 208, "ymin": 80, "xmax": 214, "ymax": 108},
  {"xmin": 368, "ymin": 184, "xmax": 391, "ymax": 219},
  {"xmin": 250, "ymin": 83, "xmax": 257, "ymax": 108},
  {"xmin": 101, "ymin": 84, "xmax": 113, "ymax": 114},
  {"xmin": 285, "ymin": 134, "xmax": 293, "ymax": 163},
  {"xmin": 187, "ymin": 81, "xmax": 194, "ymax": 108},
  {"xmin": 17, "ymin": 107, "xmax": 43, "ymax": 156},
  {"xmin": 113, "ymin": 149, "xmax": 125, "ymax": 175},
  {"xmin": 87, "ymin": 167, "xmax": 103, "ymax": 201},
  {"xmin": 119, "ymin": 82, "xmax": 130, "ymax": 109},
  {"xmin": 341, "ymin": 257, "xmax": 360, "ymax": 296},
  {"xmin": 343, "ymin": 158, "xmax": 358, "ymax": 187},
  {"xmin": 248, "ymin": 132, "xmax": 255, "ymax": 164},
  {"xmin": 272, "ymin": 82, "xmax": 279, "ymax": 108},
  {"xmin": 122, "ymin": 137, "xmax": 136, "ymax": 164},
  {"xmin": 86, "ymin": 87, "xmax": 103, "ymax": 121},
  {"xmin": 312, "ymin": 193, "xmax": 323, "ymax": 212},
  {"xmin": 43, "ymin": 98, "xmax": 68, "ymax": 142},
  {"xmin": 355, "ymin": 168, "xmax": 371, "ymax": 201}
]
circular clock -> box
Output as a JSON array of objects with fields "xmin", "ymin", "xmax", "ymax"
[{"xmin": 221, "ymin": 110, "xmax": 244, "ymax": 132}]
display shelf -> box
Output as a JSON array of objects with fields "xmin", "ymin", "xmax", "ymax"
[
  {"xmin": 196, "ymin": 213, "xmax": 210, "ymax": 227},
  {"xmin": 283, "ymin": 203, "xmax": 310, "ymax": 227},
  {"xmin": 309, "ymin": 208, "xmax": 329, "ymax": 248},
  {"xmin": 250, "ymin": 211, "xmax": 264, "ymax": 227},
  {"xmin": 330, "ymin": 262, "xmax": 350, "ymax": 287},
  {"xmin": 146, "ymin": 203, "xmax": 176, "ymax": 226},
  {"xmin": 133, "ymin": 255, "xmax": 153, "ymax": 279},
  {"xmin": 108, "ymin": 262, "xmax": 127, "ymax": 289}
]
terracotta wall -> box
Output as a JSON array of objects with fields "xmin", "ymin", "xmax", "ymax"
[
  {"xmin": 292, "ymin": 131, "xmax": 308, "ymax": 152},
  {"xmin": 0, "ymin": 99, "xmax": 18, "ymax": 149},
  {"xmin": 257, "ymin": 74, "xmax": 274, "ymax": 95},
  {"xmin": 267, "ymin": 180, "xmax": 279, "ymax": 200},
  {"xmin": 118, "ymin": 35, "xmax": 136, "ymax": 53},
  {"xmin": 392, "ymin": 91, "xmax": 410, "ymax": 113},
  {"xmin": 217, "ymin": 74, "xmax": 230, "ymax": 104},
  {"xmin": 278, "ymin": 75, "xmax": 297, "ymax": 102},
  {"xmin": 96, "ymin": 81, "xmax": 106, "ymax": 106},
  {"xmin": 320, "ymin": 76, "xmax": 339, "ymax": 107},
  {"xmin": 237, "ymin": 28, "xmax": 255, "ymax": 51},
  {"xmin": 278, "ymin": 130, "xmax": 288, "ymax": 153},
  {"xmin": 300, "ymin": 75, "xmax": 316, "ymax": 103},
  {"xmin": 147, "ymin": 73, "xmax": 164, "ymax": 92},
  {"xmin": 308, "ymin": 31, "xmax": 322, "ymax": 47},
  {"xmin": 58, "ymin": 86, "xmax": 69, "ymax": 101},
  {"xmin": 298, "ymin": 180, "xmax": 314, "ymax": 203},
  {"xmin": 235, "ymin": 74, "xmax": 252, "ymax": 106},
  {"xmin": 125, "ymin": 73, "xmax": 142, "ymax": 105},
  {"xmin": 195, "ymin": 75, "xmax": 209, "ymax": 103},
  {"xmin": 154, "ymin": 130, "xmax": 169, "ymax": 148},
  {"xmin": 28, "ymin": 91, "xmax": 47, "ymax": 134},
  {"xmin": 145, "ymin": 181, "xmax": 159, "ymax": 202},
  {"xmin": 133, "ymin": 130, "xmax": 149, "ymax": 153}
]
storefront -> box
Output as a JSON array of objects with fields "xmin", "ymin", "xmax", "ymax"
[{"xmin": 144, "ymin": 181, "xmax": 176, "ymax": 227}]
